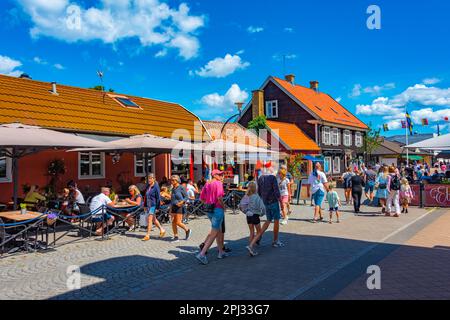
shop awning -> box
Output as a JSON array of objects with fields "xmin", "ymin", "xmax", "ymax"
[{"xmin": 405, "ymin": 155, "xmax": 423, "ymax": 161}]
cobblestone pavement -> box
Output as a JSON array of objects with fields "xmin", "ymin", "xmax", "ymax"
[
  {"xmin": 0, "ymin": 191, "xmax": 446, "ymax": 300},
  {"xmin": 334, "ymin": 208, "xmax": 450, "ymax": 300}
]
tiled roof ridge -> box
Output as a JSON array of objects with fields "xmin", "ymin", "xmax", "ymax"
[{"xmin": 0, "ymin": 74, "xmax": 181, "ymax": 107}]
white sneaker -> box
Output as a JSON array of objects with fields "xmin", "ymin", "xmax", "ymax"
[
  {"xmin": 272, "ymin": 241, "xmax": 285, "ymax": 248},
  {"xmin": 280, "ymin": 219, "xmax": 287, "ymax": 225}
]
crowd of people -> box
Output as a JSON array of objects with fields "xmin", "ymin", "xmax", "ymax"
[{"xmin": 19, "ymin": 158, "xmax": 448, "ymax": 265}]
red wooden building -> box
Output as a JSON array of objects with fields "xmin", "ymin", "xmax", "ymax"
[{"xmin": 0, "ymin": 74, "xmax": 209, "ymax": 203}]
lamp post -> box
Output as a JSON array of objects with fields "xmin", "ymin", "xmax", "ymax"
[{"xmin": 220, "ymin": 102, "xmax": 244, "ymax": 135}]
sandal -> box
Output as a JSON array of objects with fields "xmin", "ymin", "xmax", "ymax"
[
  {"xmin": 159, "ymin": 230, "xmax": 166, "ymax": 238},
  {"xmin": 142, "ymin": 235, "xmax": 150, "ymax": 241}
]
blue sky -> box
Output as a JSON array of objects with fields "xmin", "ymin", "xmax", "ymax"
[{"xmin": 0, "ymin": 0, "xmax": 449, "ymax": 136}]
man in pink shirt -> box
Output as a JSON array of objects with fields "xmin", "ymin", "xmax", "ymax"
[{"xmin": 196, "ymin": 170, "xmax": 227, "ymax": 265}]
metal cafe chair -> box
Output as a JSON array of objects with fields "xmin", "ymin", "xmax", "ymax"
[{"xmin": 0, "ymin": 218, "xmax": 27, "ymax": 256}]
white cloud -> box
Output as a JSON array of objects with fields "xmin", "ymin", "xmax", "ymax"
[
  {"xmin": 335, "ymin": 97, "xmax": 342, "ymax": 103},
  {"xmin": 363, "ymin": 83, "xmax": 395, "ymax": 95},
  {"xmin": 390, "ymin": 84, "xmax": 450, "ymax": 107},
  {"xmin": 350, "ymin": 83, "xmax": 395, "ymax": 97},
  {"xmin": 53, "ymin": 63, "xmax": 65, "ymax": 70},
  {"xmin": 422, "ymin": 78, "xmax": 441, "ymax": 85},
  {"xmin": 356, "ymin": 97, "xmax": 401, "ymax": 116},
  {"xmin": 350, "ymin": 84, "xmax": 362, "ymax": 97},
  {"xmin": 411, "ymin": 108, "xmax": 450, "ymax": 124},
  {"xmin": 192, "ymin": 54, "xmax": 250, "ymax": 78},
  {"xmin": 284, "ymin": 27, "xmax": 294, "ymax": 33},
  {"xmin": 200, "ymin": 84, "xmax": 249, "ymax": 112},
  {"xmin": 385, "ymin": 120, "xmax": 403, "ymax": 130},
  {"xmin": 155, "ymin": 49, "xmax": 168, "ymax": 58},
  {"xmin": 247, "ymin": 26, "xmax": 264, "ymax": 33},
  {"xmin": 0, "ymin": 55, "xmax": 23, "ymax": 77},
  {"xmin": 33, "ymin": 56, "xmax": 48, "ymax": 65},
  {"xmin": 17, "ymin": 0, "xmax": 205, "ymax": 60}
]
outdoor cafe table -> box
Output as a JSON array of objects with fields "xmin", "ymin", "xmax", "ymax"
[
  {"xmin": 0, "ymin": 211, "xmax": 49, "ymax": 254},
  {"xmin": 104, "ymin": 203, "xmax": 142, "ymax": 237}
]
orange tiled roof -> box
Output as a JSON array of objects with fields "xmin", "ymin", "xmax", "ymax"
[
  {"xmin": 0, "ymin": 74, "xmax": 207, "ymax": 141},
  {"xmin": 266, "ymin": 120, "xmax": 320, "ymax": 151},
  {"xmin": 202, "ymin": 121, "xmax": 268, "ymax": 147},
  {"xmin": 272, "ymin": 77, "xmax": 368, "ymax": 130}
]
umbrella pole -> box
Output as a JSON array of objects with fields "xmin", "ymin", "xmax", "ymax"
[
  {"xmin": 12, "ymin": 149, "xmax": 18, "ymax": 210},
  {"xmin": 144, "ymin": 152, "xmax": 149, "ymax": 178}
]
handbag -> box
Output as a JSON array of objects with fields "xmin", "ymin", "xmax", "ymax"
[{"xmin": 139, "ymin": 208, "xmax": 150, "ymax": 227}]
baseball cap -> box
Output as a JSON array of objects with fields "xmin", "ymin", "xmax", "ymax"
[{"xmin": 211, "ymin": 169, "xmax": 224, "ymax": 176}]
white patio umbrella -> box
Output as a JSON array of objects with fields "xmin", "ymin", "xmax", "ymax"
[
  {"xmin": 69, "ymin": 133, "xmax": 198, "ymax": 178},
  {"xmin": 406, "ymin": 133, "xmax": 450, "ymax": 151},
  {"xmin": 0, "ymin": 123, "xmax": 107, "ymax": 209},
  {"xmin": 202, "ymin": 139, "xmax": 278, "ymax": 163}
]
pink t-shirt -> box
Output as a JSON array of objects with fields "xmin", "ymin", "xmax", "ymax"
[{"xmin": 200, "ymin": 180, "xmax": 225, "ymax": 209}]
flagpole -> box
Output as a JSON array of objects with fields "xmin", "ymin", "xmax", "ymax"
[{"xmin": 405, "ymin": 106, "xmax": 409, "ymax": 167}]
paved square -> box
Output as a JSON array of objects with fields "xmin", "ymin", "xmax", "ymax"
[{"xmin": 0, "ymin": 194, "xmax": 448, "ymax": 300}]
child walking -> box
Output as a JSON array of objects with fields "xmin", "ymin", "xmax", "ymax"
[
  {"xmin": 239, "ymin": 182, "xmax": 266, "ymax": 251},
  {"xmin": 326, "ymin": 184, "xmax": 342, "ymax": 224},
  {"xmin": 400, "ymin": 178, "xmax": 413, "ymax": 214}
]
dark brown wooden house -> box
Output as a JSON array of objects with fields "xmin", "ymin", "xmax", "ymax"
[{"xmin": 239, "ymin": 75, "xmax": 369, "ymax": 176}]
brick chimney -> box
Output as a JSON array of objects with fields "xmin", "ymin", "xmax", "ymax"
[
  {"xmin": 285, "ymin": 74, "xmax": 295, "ymax": 85},
  {"xmin": 310, "ymin": 81, "xmax": 319, "ymax": 92},
  {"xmin": 252, "ymin": 90, "xmax": 264, "ymax": 119}
]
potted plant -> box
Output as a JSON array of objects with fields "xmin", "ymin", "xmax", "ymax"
[{"xmin": 20, "ymin": 203, "xmax": 27, "ymax": 214}]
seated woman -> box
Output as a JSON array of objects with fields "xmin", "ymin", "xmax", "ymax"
[
  {"xmin": 24, "ymin": 185, "xmax": 46, "ymax": 209},
  {"xmin": 160, "ymin": 186, "xmax": 171, "ymax": 209},
  {"xmin": 58, "ymin": 188, "xmax": 72, "ymax": 215},
  {"xmin": 123, "ymin": 185, "xmax": 143, "ymax": 230}
]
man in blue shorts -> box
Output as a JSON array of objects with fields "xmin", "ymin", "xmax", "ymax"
[{"xmin": 246, "ymin": 162, "xmax": 283, "ymax": 257}]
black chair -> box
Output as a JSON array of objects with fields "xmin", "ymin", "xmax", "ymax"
[{"xmin": 0, "ymin": 218, "xmax": 25, "ymax": 256}]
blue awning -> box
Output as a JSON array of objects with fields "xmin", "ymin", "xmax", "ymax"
[{"xmin": 303, "ymin": 155, "xmax": 324, "ymax": 162}]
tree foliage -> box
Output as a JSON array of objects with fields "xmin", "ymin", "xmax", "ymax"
[
  {"xmin": 248, "ymin": 115, "xmax": 267, "ymax": 135},
  {"xmin": 90, "ymin": 85, "xmax": 115, "ymax": 92},
  {"xmin": 361, "ymin": 123, "xmax": 382, "ymax": 160}
]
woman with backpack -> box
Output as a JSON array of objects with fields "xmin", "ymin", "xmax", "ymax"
[
  {"xmin": 375, "ymin": 166, "xmax": 389, "ymax": 214},
  {"xmin": 386, "ymin": 166, "xmax": 401, "ymax": 217}
]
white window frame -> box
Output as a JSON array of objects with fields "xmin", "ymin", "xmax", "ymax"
[
  {"xmin": 322, "ymin": 127, "xmax": 331, "ymax": 145},
  {"xmin": 78, "ymin": 152, "xmax": 105, "ymax": 180},
  {"xmin": 355, "ymin": 132, "xmax": 363, "ymax": 147},
  {"xmin": 265, "ymin": 100, "xmax": 278, "ymax": 119},
  {"xmin": 324, "ymin": 156, "xmax": 332, "ymax": 174},
  {"xmin": 333, "ymin": 156, "xmax": 341, "ymax": 174},
  {"xmin": 134, "ymin": 153, "xmax": 156, "ymax": 177},
  {"xmin": 0, "ymin": 149, "xmax": 12, "ymax": 183},
  {"xmin": 343, "ymin": 130, "xmax": 352, "ymax": 147},
  {"xmin": 331, "ymin": 128, "xmax": 340, "ymax": 146}
]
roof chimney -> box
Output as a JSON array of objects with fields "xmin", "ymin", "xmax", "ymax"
[
  {"xmin": 50, "ymin": 82, "xmax": 58, "ymax": 95},
  {"xmin": 252, "ymin": 90, "xmax": 264, "ymax": 119},
  {"xmin": 285, "ymin": 74, "xmax": 295, "ymax": 85},
  {"xmin": 310, "ymin": 81, "xmax": 319, "ymax": 92}
]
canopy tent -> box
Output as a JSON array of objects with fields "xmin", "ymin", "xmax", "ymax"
[
  {"xmin": 0, "ymin": 123, "xmax": 107, "ymax": 209},
  {"xmin": 405, "ymin": 133, "xmax": 450, "ymax": 151}
]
